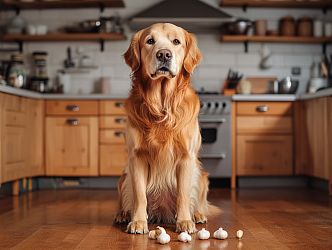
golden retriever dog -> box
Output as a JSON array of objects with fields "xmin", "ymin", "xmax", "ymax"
[{"xmin": 115, "ymin": 23, "xmax": 219, "ymax": 234}]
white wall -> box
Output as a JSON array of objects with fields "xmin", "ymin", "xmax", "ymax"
[{"xmin": 0, "ymin": 0, "xmax": 331, "ymax": 95}]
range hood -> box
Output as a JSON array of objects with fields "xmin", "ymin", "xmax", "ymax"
[{"xmin": 129, "ymin": 0, "xmax": 234, "ymax": 32}]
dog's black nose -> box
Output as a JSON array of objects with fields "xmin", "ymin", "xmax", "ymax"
[{"xmin": 156, "ymin": 49, "xmax": 172, "ymax": 63}]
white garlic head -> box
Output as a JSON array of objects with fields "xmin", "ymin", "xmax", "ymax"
[
  {"xmin": 149, "ymin": 229, "xmax": 161, "ymax": 239},
  {"xmin": 197, "ymin": 228, "xmax": 210, "ymax": 240},
  {"xmin": 157, "ymin": 226, "xmax": 171, "ymax": 244},
  {"xmin": 178, "ymin": 231, "xmax": 191, "ymax": 242},
  {"xmin": 214, "ymin": 227, "xmax": 228, "ymax": 240},
  {"xmin": 236, "ymin": 230, "xmax": 243, "ymax": 239}
]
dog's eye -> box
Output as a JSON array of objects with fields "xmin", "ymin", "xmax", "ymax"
[
  {"xmin": 173, "ymin": 39, "xmax": 180, "ymax": 45},
  {"xmin": 147, "ymin": 39, "xmax": 155, "ymax": 45}
]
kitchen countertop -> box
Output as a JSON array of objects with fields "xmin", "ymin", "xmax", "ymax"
[
  {"xmin": 0, "ymin": 85, "xmax": 128, "ymax": 100},
  {"xmin": 1, "ymin": 85, "xmax": 332, "ymax": 101},
  {"xmin": 232, "ymin": 94, "xmax": 297, "ymax": 101}
]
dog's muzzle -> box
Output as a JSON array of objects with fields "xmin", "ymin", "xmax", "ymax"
[{"xmin": 151, "ymin": 49, "xmax": 176, "ymax": 78}]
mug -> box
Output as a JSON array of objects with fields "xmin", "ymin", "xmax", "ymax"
[{"xmin": 255, "ymin": 20, "xmax": 267, "ymax": 36}]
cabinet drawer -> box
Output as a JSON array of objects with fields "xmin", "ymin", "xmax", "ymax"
[
  {"xmin": 100, "ymin": 129, "xmax": 126, "ymax": 143},
  {"xmin": 46, "ymin": 100, "xmax": 98, "ymax": 115},
  {"xmin": 237, "ymin": 135, "xmax": 293, "ymax": 176},
  {"xmin": 100, "ymin": 144, "xmax": 128, "ymax": 176},
  {"xmin": 100, "ymin": 100, "xmax": 126, "ymax": 115},
  {"xmin": 237, "ymin": 116, "xmax": 292, "ymax": 134},
  {"xmin": 237, "ymin": 102, "xmax": 293, "ymax": 116},
  {"xmin": 100, "ymin": 115, "xmax": 127, "ymax": 129},
  {"xmin": 5, "ymin": 111, "xmax": 26, "ymax": 126}
]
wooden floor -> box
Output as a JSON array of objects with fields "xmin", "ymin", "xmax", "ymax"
[{"xmin": 1, "ymin": 188, "xmax": 332, "ymax": 250}]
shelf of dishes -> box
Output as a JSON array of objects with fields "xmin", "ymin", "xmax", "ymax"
[{"xmin": 221, "ymin": 36, "xmax": 332, "ymax": 43}]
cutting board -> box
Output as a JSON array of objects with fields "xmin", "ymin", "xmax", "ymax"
[{"xmin": 246, "ymin": 77, "xmax": 277, "ymax": 94}]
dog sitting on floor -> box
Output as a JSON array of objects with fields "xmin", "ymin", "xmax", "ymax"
[{"xmin": 115, "ymin": 23, "xmax": 220, "ymax": 234}]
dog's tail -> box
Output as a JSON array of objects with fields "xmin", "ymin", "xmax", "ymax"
[{"xmin": 207, "ymin": 204, "xmax": 222, "ymax": 218}]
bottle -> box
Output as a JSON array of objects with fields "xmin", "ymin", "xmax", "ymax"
[{"xmin": 8, "ymin": 54, "xmax": 25, "ymax": 88}]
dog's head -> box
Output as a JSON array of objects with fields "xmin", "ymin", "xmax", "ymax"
[{"xmin": 124, "ymin": 23, "xmax": 202, "ymax": 79}]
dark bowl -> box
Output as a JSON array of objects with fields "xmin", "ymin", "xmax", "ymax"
[{"xmin": 226, "ymin": 19, "xmax": 253, "ymax": 35}]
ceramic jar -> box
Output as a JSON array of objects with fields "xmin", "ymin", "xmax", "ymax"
[
  {"xmin": 280, "ymin": 16, "xmax": 295, "ymax": 36},
  {"xmin": 297, "ymin": 17, "xmax": 312, "ymax": 37}
]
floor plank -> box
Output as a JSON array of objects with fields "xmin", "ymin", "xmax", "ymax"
[{"xmin": 0, "ymin": 188, "xmax": 332, "ymax": 249}]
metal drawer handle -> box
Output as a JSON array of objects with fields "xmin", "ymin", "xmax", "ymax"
[
  {"xmin": 67, "ymin": 105, "xmax": 79, "ymax": 111},
  {"xmin": 256, "ymin": 106, "xmax": 269, "ymax": 112},
  {"xmin": 115, "ymin": 118, "xmax": 127, "ymax": 124},
  {"xmin": 115, "ymin": 102, "xmax": 124, "ymax": 108},
  {"xmin": 115, "ymin": 132, "xmax": 125, "ymax": 137},
  {"xmin": 67, "ymin": 119, "xmax": 79, "ymax": 125}
]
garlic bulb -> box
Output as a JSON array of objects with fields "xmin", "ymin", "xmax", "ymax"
[
  {"xmin": 197, "ymin": 228, "xmax": 210, "ymax": 240},
  {"xmin": 178, "ymin": 231, "xmax": 191, "ymax": 242},
  {"xmin": 214, "ymin": 227, "xmax": 228, "ymax": 240},
  {"xmin": 149, "ymin": 229, "xmax": 161, "ymax": 239},
  {"xmin": 236, "ymin": 230, "xmax": 243, "ymax": 239},
  {"xmin": 157, "ymin": 226, "xmax": 171, "ymax": 244}
]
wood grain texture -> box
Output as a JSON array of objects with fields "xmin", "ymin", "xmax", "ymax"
[
  {"xmin": 303, "ymin": 98, "xmax": 330, "ymax": 180},
  {"xmin": 27, "ymin": 99, "xmax": 44, "ymax": 177},
  {"xmin": 100, "ymin": 115, "xmax": 127, "ymax": 129},
  {"xmin": 100, "ymin": 129, "xmax": 126, "ymax": 144},
  {"xmin": 45, "ymin": 116, "xmax": 99, "ymax": 176},
  {"xmin": 1, "ymin": 94, "xmax": 28, "ymax": 183},
  {"xmin": 237, "ymin": 101, "xmax": 293, "ymax": 116},
  {"xmin": 1, "ymin": 188, "xmax": 332, "ymax": 249},
  {"xmin": 2, "ymin": 33, "xmax": 127, "ymax": 41},
  {"xmin": 231, "ymin": 101, "xmax": 237, "ymax": 189},
  {"xmin": 237, "ymin": 116, "xmax": 293, "ymax": 134},
  {"xmin": 99, "ymin": 144, "xmax": 127, "ymax": 176},
  {"xmin": 237, "ymin": 135, "xmax": 293, "ymax": 176},
  {"xmin": 99, "ymin": 100, "xmax": 126, "ymax": 115},
  {"xmin": 46, "ymin": 100, "xmax": 98, "ymax": 116}
]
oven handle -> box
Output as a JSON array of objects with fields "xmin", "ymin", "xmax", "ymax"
[
  {"xmin": 200, "ymin": 153, "xmax": 226, "ymax": 159},
  {"xmin": 199, "ymin": 118, "xmax": 226, "ymax": 123}
]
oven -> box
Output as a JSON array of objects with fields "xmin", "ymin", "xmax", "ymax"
[{"xmin": 198, "ymin": 95, "xmax": 232, "ymax": 178}]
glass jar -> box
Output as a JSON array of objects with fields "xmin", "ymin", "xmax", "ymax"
[
  {"xmin": 8, "ymin": 54, "xmax": 25, "ymax": 88},
  {"xmin": 33, "ymin": 51, "xmax": 48, "ymax": 78}
]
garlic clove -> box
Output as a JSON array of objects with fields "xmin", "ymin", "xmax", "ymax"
[
  {"xmin": 157, "ymin": 226, "xmax": 171, "ymax": 244},
  {"xmin": 178, "ymin": 231, "xmax": 192, "ymax": 242},
  {"xmin": 149, "ymin": 229, "xmax": 161, "ymax": 239},
  {"xmin": 197, "ymin": 228, "xmax": 210, "ymax": 240},
  {"xmin": 213, "ymin": 227, "xmax": 228, "ymax": 240},
  {"xmin": 236, "ymin": 230, "xmax": 244, "ymax": 239}
]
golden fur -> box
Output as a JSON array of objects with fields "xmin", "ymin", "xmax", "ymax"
[{"xmin": 115, "ymin": 23, "xmax": 219, "ymax": 234}]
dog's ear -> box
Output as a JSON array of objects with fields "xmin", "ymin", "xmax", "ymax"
[
  {"xmin": 123, "ymin": 30, "xmax": 142, "ymax": 72},
  {"xmin": 183, "ymin": 32, "xmax": 202, "ymax": 74}
]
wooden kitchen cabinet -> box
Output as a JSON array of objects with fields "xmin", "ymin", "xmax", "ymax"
[
  {"xmin": 237, "ymin": 134, "xmax": 293, "ymax": 176},
  {"xmin": 233, "ymin": 101, "xmax": 294, "ymax": 182},
  {"xmin": 45, "ymin": 116, "xmax": 98, "ymax": 176},
  {"xmin": 294, "ymin": 97, "xmax": 331, "ymax": 180},
  {"xmin": 99, "ymin": 100, "xmax": 128, "ymax": 176},
  {"xmin": 0, "ymin": 94, "xmax": 28, "ymax": 183}
]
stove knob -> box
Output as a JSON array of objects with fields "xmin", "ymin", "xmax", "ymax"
[
  {"xmin": 207, "ymin": 102, "xmax": 213, "ymax": 108},
  {"xmin": 222, "ymin": 102, "xmax": 227, "ymax": 108},
  {"xmin": 200, "ymin": 101, "xmax": 207, "ymax": 109}
]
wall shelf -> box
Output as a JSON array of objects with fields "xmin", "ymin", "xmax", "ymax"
[
  {"xmin": 220, "ymin": 0, "xmax": 331, "ymax": 13},
  {"xmin": 1, "ymin": 0, "xmax": 125, "ymax": 12},
  {"xmin": 1, "ymin": 33, "xmax": 127, "ymax": 52},
  {"xmin": 221, "ymin": 35, "xmax": 332, "ymax": 53}
]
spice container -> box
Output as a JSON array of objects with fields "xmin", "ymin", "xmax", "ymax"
[
  {"xmin": 33, "ymin": 52, "xmax": 48, "ymax": 78},
  {"xmin": 8, "ymin": 54, "xmax": 25, "ymax": 88},
  {"xmin": 297, "ymin": 17, "xmax": 312, "ymax": 37},
  {"xmin": 280, "ymin": 16, "xmax": 295, "ymax": 36}
]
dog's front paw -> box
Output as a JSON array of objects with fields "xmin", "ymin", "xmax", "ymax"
[
  {"xmin": 176, "ymin": 220, "xmax": 197, "ymax": 234},
  {"xmin": 125, "ymin": 221, "xmax": 149, "ymax": 234},
  {"xmin": 194, "ymin": 212, "xmax": 207, "ymax": 224}
]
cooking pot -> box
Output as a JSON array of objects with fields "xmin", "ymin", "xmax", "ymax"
[
  {"xmin": 267, "ymin": 77, "xmax": 298, "ymax": 94},
  {"xmin": 226, "ymin": 19, "xmax": 253, "ymax": 35}
]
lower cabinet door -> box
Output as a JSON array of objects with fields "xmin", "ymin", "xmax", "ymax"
[
  {"xmin": 45, "ymin": 116, "xmax": 98, "ymax": 176},
  {"xmin": 237, "ymin": 135, "xmax": 293, "ymax": 176},
  {"xmin": 100, "ymin": 144, "xmax": 128, "ymax": 176}
]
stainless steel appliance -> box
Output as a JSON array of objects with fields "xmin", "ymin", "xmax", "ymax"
[{"xmin": 198, "ymin": 94, "xmax": 232, "ymax": 178}]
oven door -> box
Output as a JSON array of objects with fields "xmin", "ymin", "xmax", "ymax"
[{"xmin": 199, "ymin": 118, "xmax": 231, "ymax": 177}]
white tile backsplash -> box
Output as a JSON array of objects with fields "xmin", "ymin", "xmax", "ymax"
[{"xmin": 1, "ymin": 0, "xmax": 331, "ymax": 95}]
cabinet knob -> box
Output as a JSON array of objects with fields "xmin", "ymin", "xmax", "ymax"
[
  {"xmin": 115, "ymin": 102, "xmax": 124, "ymax": 108},
  {"xmin": 67, "ymin": 119, "xmax": 79, "ymax": 125},
  {"xmin": 256, "ymin": 106, "xmax": 269, "ymax": 112},
  {"xmin": 67, "ymin": 105, "xmax": 79, "ymax": 111},
  {"xmin": 115, "ymin": 132, "xmax": 125, "ymax": 137},
  {"xmin": 115, "ymin": 118, "xmax": 127, "ymax": 124}
]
